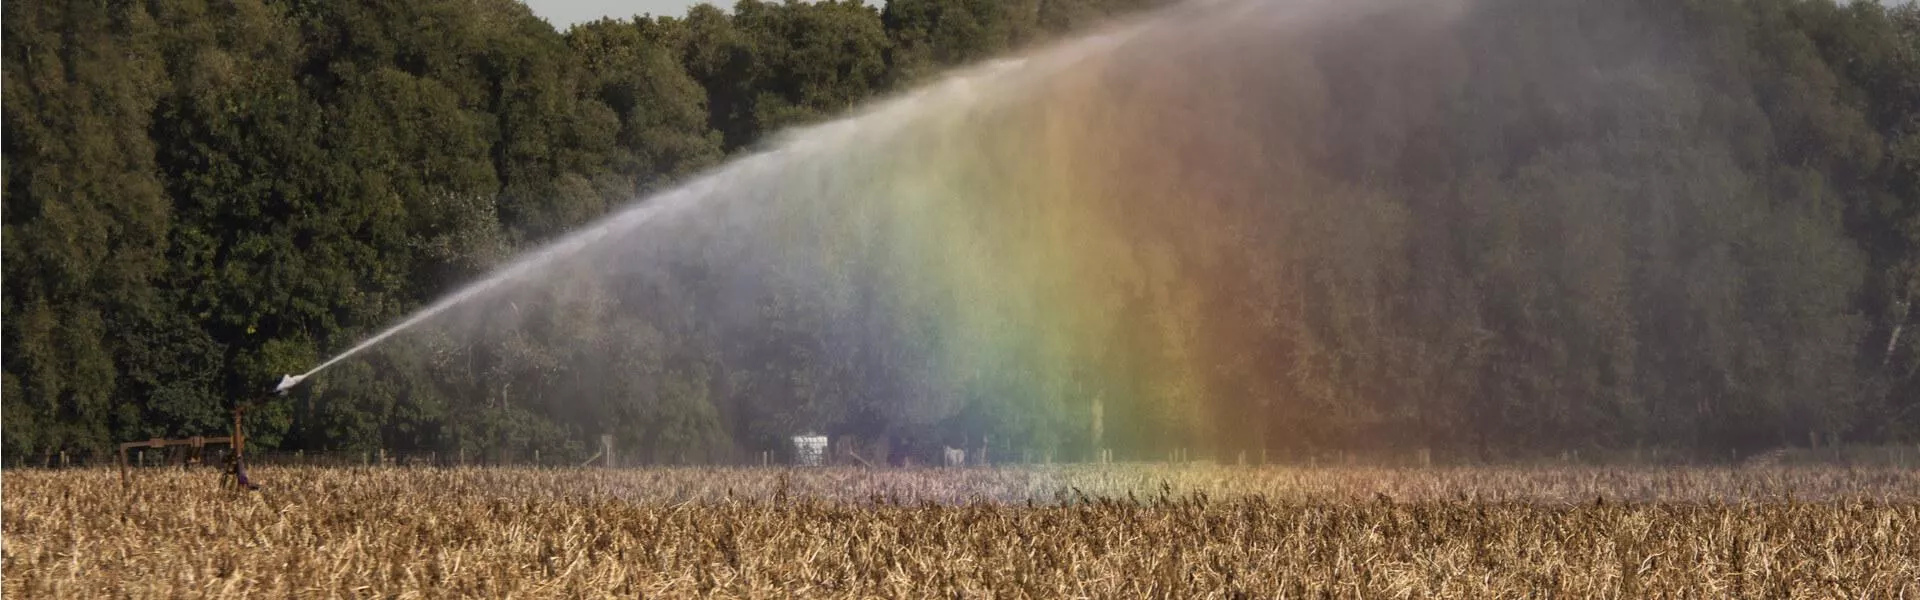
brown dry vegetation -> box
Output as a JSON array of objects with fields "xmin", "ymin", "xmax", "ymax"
[{"xmin": 6, "ymin": 465, "xmax": 1920, "ymax": 598}]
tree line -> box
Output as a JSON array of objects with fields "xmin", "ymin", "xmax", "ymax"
[{"xmin": 4, "ymin": 0, "xmax": 1917, "ymax": 465}]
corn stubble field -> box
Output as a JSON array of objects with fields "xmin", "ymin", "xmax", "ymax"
[{"xmin": 5, "ymin": 465, "xmax": 1919, "ymax": 598}]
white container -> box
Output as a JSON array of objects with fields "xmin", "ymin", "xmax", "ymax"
[{"xmin": 792, "ymin": 435, "xmax": 828, "ymax": 467}]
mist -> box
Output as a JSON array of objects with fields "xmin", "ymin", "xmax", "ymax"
[
  {"xmin": 14, "ymin": 0, "xmax": 1897, "ymax": 464},
  {"xmin": 281, "ymin": 0, "xmax": 1892, "ymax": 466}
]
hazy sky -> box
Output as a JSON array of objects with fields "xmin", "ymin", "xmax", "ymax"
[
  {"xmin": 523, "ymin": 0, "xmax": 884, "ymax": 28},
  {"xmin": 523, "ymin": 0, "xmax": 1912, "ymax": 29},
  {"xmin": 522, "ymin": 0, "xmax": 722, "ymax": 27}
]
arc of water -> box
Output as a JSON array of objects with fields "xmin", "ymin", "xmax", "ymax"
[{"xmin": 267, "ymin": 10, "xmax": 1168, "ymax": 394}]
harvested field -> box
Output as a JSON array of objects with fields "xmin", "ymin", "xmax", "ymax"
[{"xmin": 5, "ymin": 465, "xmax": 1919, "ymax": 598}]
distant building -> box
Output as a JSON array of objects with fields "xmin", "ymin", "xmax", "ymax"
[{"xmin": 792, "ymin": 435, "xmax": 828, "ymax": 467}]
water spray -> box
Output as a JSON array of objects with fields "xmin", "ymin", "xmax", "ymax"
[
  {"xmin": 273, "ymin": 374, "xmax": 308, "ymax": 394},
  {"xmin": 267, "ymin": 18, "xmax": 1155, "ymax": 392}
]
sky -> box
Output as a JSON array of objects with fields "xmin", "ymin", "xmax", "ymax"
[
  {"xmin": 521, "ymin": 0, "xmax": 1912, "ymax": 29},
  {"xmin": 522, "ymin": 0, "xmax": 722, "ymax": 27},
  {"xmin": 523, "ymin": 0, "xmax": 884, "ymax": 28}
]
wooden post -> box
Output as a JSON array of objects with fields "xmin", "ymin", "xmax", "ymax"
[
  {"xmin": 1090, "ymin": 395, "xmax": 1104, "ymax": 461},
  {"xmin": 234, "ymin": 406, "xmax": 245, "ymax": 461},
  {"xmin": 379, "ymin": 448, "xmax": 387, "ymax": 466},
  {"xmin": 232, "ymin": 405, "xmax": 246, "ymax": 489},
  {"xmin": 601, "ymin": 435, "xmax": 615, "ymax": 469}
]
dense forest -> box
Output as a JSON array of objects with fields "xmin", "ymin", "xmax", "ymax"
[{"xmin": 4, "ymin": 0, "xmax": 1917, "ymax": 465}]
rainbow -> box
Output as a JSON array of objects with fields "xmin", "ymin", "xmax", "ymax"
[
  {"xmin": 386, "ymin": 0, "xmax": 1503, "ymax": 462},
  {"xmin": 711, "ymin": 3, "xmax": 1408, "ymax": 459}
]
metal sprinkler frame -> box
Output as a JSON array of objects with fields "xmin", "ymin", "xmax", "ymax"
[{"xmin": 117, "ymin": 401, "xmax": 257, "ymax": 490}]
